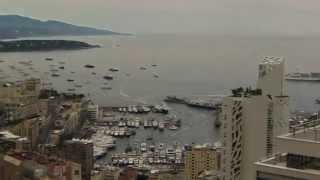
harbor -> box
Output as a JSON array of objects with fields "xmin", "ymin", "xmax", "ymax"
[
  {"xmin": 109, "ymin": 142, "xmax": 186, "ymax": 168},
  {"xmin": 78, "ymin": 101, "xmax": 220, "ymax": 163}
]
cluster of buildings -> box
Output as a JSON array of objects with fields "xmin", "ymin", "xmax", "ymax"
[
  {"xmin": 0, "ymin": 151, "xmax": 82, "ymax": 180},
  {"xmin": 0, "ymin": 78, "xmax": 96, "ymax": 180}
]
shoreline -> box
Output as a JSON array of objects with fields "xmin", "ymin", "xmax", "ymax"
[{"xmin": 0, "ymin": 39, "xmax": 101, "ymax": 52}]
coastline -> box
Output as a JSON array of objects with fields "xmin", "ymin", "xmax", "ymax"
[{"xmin": 0, "ymin": 39, "xmax": 101, "ymax": 52}]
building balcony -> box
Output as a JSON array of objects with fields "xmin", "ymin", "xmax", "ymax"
[{"xmin": 255, "ymin": 154, "xmax": 320, "ymax": 180}]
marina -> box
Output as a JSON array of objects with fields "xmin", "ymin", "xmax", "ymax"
[{"xmin": 110, "ymin": 142, "xmax": 185, "ymax": 168}]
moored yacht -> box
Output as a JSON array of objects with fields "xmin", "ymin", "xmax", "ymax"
[{"xmin": 286, "ymin": 72, "xmax": 320, "ymax": 81}]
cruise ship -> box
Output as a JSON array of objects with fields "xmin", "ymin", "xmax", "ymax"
[{"xmin": 286, "ymin": 72, "xmax": 320, "ymax": 81}]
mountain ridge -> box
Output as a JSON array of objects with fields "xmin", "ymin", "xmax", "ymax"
[{"xmin": 0, "ymin": 15, "xmax": 130, "ymax": 39}]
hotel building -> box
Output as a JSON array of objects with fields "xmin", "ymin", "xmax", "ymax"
[{"xmin": 221, "ymin": 57, "xmax": 289, "ymax": 180}]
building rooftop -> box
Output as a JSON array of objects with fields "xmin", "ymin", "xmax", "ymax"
[
  {"xmin": 261, "ymin": 56, "xmax": 284, "ymax": 65},
  {"xmin": 273, "ymin": 125, "xmax": 320, "ymax": 159}
]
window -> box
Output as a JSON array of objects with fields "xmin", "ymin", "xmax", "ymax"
[{"xmin": 74, "ymin": 170, "xmax": 80, "ymax": 175}]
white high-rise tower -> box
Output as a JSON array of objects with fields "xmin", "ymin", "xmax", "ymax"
[
  {"xmin": 220, "ymin": 57, "xmax": 289, "ymax": 180},
  {"xmin": 257, "ymin": 56, "xmax": 286, "ymax": 96}
]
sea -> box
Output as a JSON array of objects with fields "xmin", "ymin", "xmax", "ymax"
[{"xmin": 1, "ymin": 34, "xmax": 320, "ymax": 156}]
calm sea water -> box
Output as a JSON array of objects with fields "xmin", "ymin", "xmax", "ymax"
[{"xmin": 1, "ymin": 34, "xmax": 320, "ymax": 149}]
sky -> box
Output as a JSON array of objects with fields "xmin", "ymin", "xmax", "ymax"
[{"xmin": 1, "ymin": 0, "xmax": 320, "ymax": 35}]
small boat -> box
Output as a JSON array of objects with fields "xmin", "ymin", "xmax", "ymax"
[
  {"xmin": 134, "ymin": 120, "xmax": 140, "ymax": 128},
  {"xmin": 103, "ymin": 75, "xmax": 114, "ymax": 80},
  {"xmin": 109, "ymin": 68, "xmax": 119, "ymax": 72},
  {"xmin": 144, "ymin": 121, "xmax": 148, "ymax": 128},
  {"xmin": 140, "ymin": 66, "xmax": 147, "ymax": 70},
  {"xmin": 84, "ymin": 64, "xmax": 95, "ymax": 68},
  {"xmin": 169, "ymin": 125, "xmax": 178, "ymax": 130},
  {"xmin": 159, "ymin": 122, "xmax": 165, "ymax": 131},
  {"xmin": 153, "ymin": 73, "xmax": 159, "ymax": 78},
  {"xmin": 59, "ymin": 66, "xmax": 64, "ymax": 70},
  {"xmin": 101, "ymin": 87, "xmax": 112, "ymax": 90},
  {"xmin": 51, "ymin": 73, "xmax": 60, "ymax": 77},
  {"xmin": 151, "ymin": 64, "xmax": 158, "ymax": 67},
  {"xmin": 50, "ymin": 69, "xmax": 59, "ymax": 72},
  {"xmin": 45, "ymin": 57, "xmax": 53, "ymax": 61},
  {"xmin": 153, "ymin": 104, "xmax": 169, "ymax": 114},
  {"xmin": 141, "ymin": 143, "xmax": 147, "ymax": 152},
  {"xmin": 67, "ymin": 88, "xmax": 75, "ymax": 92},
  {"xmin": 67, "ymin": 79, "xmax": 74, "ymax": 82},
  {"xmin": 152, "ymin": 120, "xmax": 158, "ymax": 128}
]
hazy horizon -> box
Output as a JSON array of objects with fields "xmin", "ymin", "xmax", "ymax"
[{"xmin": 1, "ymin": 0, "xmax": 320, "ymax": 35}]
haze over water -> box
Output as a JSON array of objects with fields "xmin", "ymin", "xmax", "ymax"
[{"xmin": 2, "ymin": 35, "xmax": 320, "ymax": 110}]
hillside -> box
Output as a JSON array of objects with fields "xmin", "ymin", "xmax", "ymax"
[{"xmin": 0, "ymin": 15, "xmax": 127, "ymax": 39}]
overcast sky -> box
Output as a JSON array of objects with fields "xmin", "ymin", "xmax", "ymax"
[{"xmin": 1, "ymin": 0, "xmax": 320, "ymax": 35}]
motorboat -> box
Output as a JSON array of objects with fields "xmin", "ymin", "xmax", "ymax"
[
  {"xmin": 84, "ymin": 64, "xmax": 95, "ymax": 68},
  {"xmin": 103, "ymin": 75, "xmax": 114, "ymax": 80},
  {"xmin": 109, "ymin": 68, "xmax": 120, "ymax": 72},
  {"xmin": 51, "ymin": 73, "xmax": 60, "ymax": 77}
]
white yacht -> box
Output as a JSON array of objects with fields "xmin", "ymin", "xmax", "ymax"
[{"xmin": 286, "ymin": 72, "xmax": 320, "ymax": 81}]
